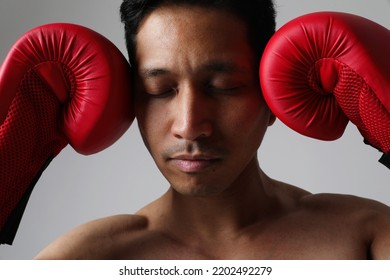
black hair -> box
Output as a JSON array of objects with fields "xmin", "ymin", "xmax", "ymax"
[{"xmin": 120, "ymin": 0, "xmax": 276, "ymax": 67}]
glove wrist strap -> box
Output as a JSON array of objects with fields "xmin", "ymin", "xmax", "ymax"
[
  {"xmin": 379, "ymin": 152, "xmax": 390, "ymax": 169},
  {"xmin": 0, "ymin": 156, "xmax": 54, "ymax": 245}
]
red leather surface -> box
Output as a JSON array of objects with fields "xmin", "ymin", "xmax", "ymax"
[
  {"xmin": 260, "ymin": 12, "xmax": 390, "ymax": 153},
  {"xmin": 0, "ymin": 23, "xmax": 134, "ymax": 236}
]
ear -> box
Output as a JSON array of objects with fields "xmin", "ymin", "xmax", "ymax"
[
  {"xmin": 268, "ymin": 110, "xmax": 276, "ymax": 127},
  {"xmin": 259, "ymin": 90, "xmax": 276, "ymax": 127}
]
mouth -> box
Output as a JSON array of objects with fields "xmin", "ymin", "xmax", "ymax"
[{"xmin": 169, "ymin": 154, "xmax": 221, "ymax": 173}]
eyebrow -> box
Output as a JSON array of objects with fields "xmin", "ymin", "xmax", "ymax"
[
  {"xmin": 139, "ymin": 68, "xmax": 171, "ymax": 79},
  {"xmin": 139, "ymin": 60, "xmax": 249, "ymax": 79}
]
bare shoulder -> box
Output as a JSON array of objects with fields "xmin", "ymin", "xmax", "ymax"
[
  {"xmin": 270, "ymin": 178, "xmax": 390, "ymax": 233},
  {"xmin": 300, "ymin": 192, "xmax": 390, "ymax": 259},
  {"xmin": 300, "ymin": 192, "xmax": 390, "ymax": 215},
  {"xmin": 34, "ymin": 214, "xmax": 148, "ymax": 260}
]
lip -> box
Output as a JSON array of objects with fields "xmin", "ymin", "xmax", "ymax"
[{"xmin": 169, "ymin": 154, "xmax": 220, "ymax": 173}]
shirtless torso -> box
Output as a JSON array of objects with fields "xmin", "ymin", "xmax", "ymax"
[
  {"xmin": 34, "ymin": 177, "xmax": 390, "ymax": 260},
  {"xmin": 34, "ymin": 3, "xmax": 390, "ymax": 261}
]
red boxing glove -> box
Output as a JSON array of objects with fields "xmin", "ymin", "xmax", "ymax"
[
  {"xmin": 0, "ymin": 23, "xmax": 134, "ymax": 244},
  {"xmin": 260, "ymin": 12, "xmax": 390, "ymax": 168}
]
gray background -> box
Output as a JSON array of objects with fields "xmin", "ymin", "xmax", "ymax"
[{"xmin": 0, "ymin": 0, "xmax": 389, "ymax": 259}]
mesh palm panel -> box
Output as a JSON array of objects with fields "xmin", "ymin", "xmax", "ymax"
[
  {"xmin": 333, "ymin": 65, "xmax": 390, "ymax": 153},
  {"xmin": 0, "ymin": 67, "xmax": 68, "ymax": 242}
]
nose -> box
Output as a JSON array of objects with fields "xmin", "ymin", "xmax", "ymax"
[{"xmin": 171, "ymin": 85, "xmax": 213, "ymax": 141}]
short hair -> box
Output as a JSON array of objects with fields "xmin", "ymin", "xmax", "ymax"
[{"xmin": 120, "ymin": 0, "xmax": 276, "ymax": 67}]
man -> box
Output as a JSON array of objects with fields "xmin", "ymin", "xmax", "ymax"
[{"xmin": 34, "ymin": 0, "xmax": 390, "ymax": 259}]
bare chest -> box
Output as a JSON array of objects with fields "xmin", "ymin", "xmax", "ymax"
[{"xmin": 113, "ymin": 222, "xmax": 369, "ymax": 260}]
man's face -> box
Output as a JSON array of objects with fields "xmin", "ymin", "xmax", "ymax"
[{"xmin": 134, "ymin": 5, "xmax": 274, "ymax": 196}]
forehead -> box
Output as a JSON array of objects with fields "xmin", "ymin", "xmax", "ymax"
[{"xmin": 135, "ymin": 5, "xmax": 255, "ymax": 72}]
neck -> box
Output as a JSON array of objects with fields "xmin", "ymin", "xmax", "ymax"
[{"xmin": 161, "ymin": 158, "xmax": 280, "ymax": 242}]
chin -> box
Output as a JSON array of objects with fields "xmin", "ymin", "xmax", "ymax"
[{"xmin": 170, "ymin": 179, "xmax": 228, "ymax": 198}]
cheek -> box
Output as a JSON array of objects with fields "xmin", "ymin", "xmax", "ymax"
[
  {"xmin": 222, "ymin": 95, "xmax": 270, "ymax": 141},
  {"xmin": 135, "ymin": 98, "xmax": 168, "ymax": 151}
]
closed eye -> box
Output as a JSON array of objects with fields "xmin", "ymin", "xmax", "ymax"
[
  {"xmin": 144, "ymin": 88, "xmax": 177, "ymax": 98},
  {"xmin": 206, "ymin": 83, "xmax": 244, "ymax": 94}
]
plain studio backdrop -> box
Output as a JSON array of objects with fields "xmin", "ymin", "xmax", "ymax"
[{"xmin": 0, "ymin": 0, "xmax": 389, "ymax": 259}]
